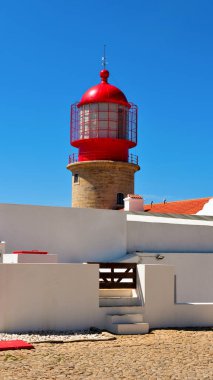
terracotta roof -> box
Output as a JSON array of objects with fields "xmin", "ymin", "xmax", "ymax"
[
  {"xmin": 144, "ymin": 197, "xmax": 212, "ymax": 215},
  {"xmin": 127, "ymin": 194, "xmax": 143, "ymax": 199}
]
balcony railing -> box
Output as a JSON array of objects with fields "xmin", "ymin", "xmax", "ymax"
[{"xmin": 68, "ymin": 152, "xmax": 139, "ymax": 165}]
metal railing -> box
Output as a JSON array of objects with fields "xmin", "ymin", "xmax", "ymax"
[
  {"xmin": 68, "ymin": 152, "xmax": 139, "ymax": 165},
  {"xmin": 128, "ymin": 153, "xmax": 138, "ymax": 165}
]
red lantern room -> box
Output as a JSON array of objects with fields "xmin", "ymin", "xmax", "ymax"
[
  {"xmin": 67, "ymin": 67, "xmax": 140, "ymax": 210},
  {"xmin": 70, "ymin": 69, "xmax": 138, "ymax": 163}
]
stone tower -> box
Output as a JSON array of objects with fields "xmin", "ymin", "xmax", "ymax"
[{"xmin": 67, "ymin": 69, "xmax": 140, "ymax": 209}]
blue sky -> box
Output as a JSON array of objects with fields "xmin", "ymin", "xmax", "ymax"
[{"xmin": 0, "ymin": 0, "xmax": 213, "ymax": 206}]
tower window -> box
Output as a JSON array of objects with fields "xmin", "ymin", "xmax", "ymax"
[
  {"xmin": 74, "ymin": 173, "xmax": 79, "ymax": 184},
  {"xmin": 117, "ymin": 193, "xmax": 124, "ymax": 206}
]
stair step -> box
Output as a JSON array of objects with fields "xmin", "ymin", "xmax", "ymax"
[
  {"xmin": 100, "ymin": 297, "xmax": 141, "ymax": 307},
  {"xmin": 101, "ymin": 305, "xmax": 144, "ymax": 315},
  {"xmin": 106, "ymin": 313, "xmax": 143, "ymax": 324},
  {"xmin": 108, "ymin": 322, "xmax": 149, "ymax": 335},
  {"xmin": 99, "ymin": 289, "xmax": 134, "ymax": 297}
]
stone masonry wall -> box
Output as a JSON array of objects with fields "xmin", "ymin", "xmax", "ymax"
[{"xmin": 67, "ymin": 161, "xmax": 140, "ymax": 209}]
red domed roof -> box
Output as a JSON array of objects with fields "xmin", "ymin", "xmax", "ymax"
[{"xmin": 78, "ymin": 70, "xmax": 130, "ymax": 108}]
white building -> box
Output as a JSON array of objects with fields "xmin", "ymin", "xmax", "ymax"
[{"xmin": 0, "ymin": 203, "xmax": 213, "ymax": 334}]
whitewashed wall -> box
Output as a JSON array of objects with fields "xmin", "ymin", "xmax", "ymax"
[
  {"xmin": 0, "ymin": 264, "xmax": 102, "ymax": 332},
  {"xmin": 126, "ymin": 214, "xmax": 213, "ymax": 302},
  {"xmin": 138, "ymin": 264, "xmax": 213, "ymax": 328},
  {"xmin": 127, "ymin": 214, "xmax": 213, "ymax": 253},
  {"xmin": 3, "ymin": 253, "xmax": 58, "ymax": 264},
  {"xmin": 0, "ymin": 204, "xmax": 126, "ymax": 263},
  {"xmin": 0, "ymin": 263, "xmax": 212, "ymax": 332},
  {"xmin": 135, "ymin": 253, "xmax": 213, "ymax": 303}
]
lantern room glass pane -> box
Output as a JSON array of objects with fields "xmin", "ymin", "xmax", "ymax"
[
  {"xmin": 99, "ymin": 103, "xmax": 108, "ymax": 111},
  {"xmin": 99, "ymin": 111, "xmax": 108, "ymax": 120},
  {"xmin": 109, "ymin": 103, "xmax": 117, "ymax": 111},
  {"xmin": 78, "ymin": 103, "xmax": 129, "ymax": 140},
  {"xmin": 71, "ymin": 101, "xmax": 137, "ymax": 145},
  {"xmin": 109, "ymin": 111, "xmax": 117, "ymax": 121}
]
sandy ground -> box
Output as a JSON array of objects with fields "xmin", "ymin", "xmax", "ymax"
[{"xmin": 0, "ymin": 328, "xmax": 212, "ymax": 380}]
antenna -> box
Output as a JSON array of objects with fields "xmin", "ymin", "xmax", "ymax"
[{"xmin": 101, "ymin": 45, "xmax": 108, "ymax": 69}]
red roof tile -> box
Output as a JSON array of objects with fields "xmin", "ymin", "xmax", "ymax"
[
  {"xmin": 144, "ymin": 197, "xmax": 211, "ymax": 215},
  {"xmin": 127, "ymin": 194, "xmax": 143, "ymax": 199}
]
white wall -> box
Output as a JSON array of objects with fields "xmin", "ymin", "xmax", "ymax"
[
  {"xmin": 3, "ymin": 254, "xmax": 58, "ymax": 264},
  {"xmin": 136, "ymin": 253, "xmax": 213, "ymax": 303},
  {"xmin": 0, "ymin": 263, "xmax": 102, "ymax": 332},
  {"xmin": 126, "ymin": 214, "xmax": 213, "ymax": 303},
  {"xmin": 138, "ymin": 264, "xmax": 213, "ymax": 328},
  {"xmin": 127, "ymin": 214, "xmax": 213, "ymax": 253},
  {"xmin": 0, "ymin": 204, "xmax": 126, "ymax": 263},
  {"xmin": 0, "ymin": 262, "xmax": 212, "ymax": 332}
]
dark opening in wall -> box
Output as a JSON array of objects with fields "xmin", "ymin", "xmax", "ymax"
[
  {"xmin": 74, "ymin": 173, "xmax": 79, "ymax": 184},
  {"xmin": 117, "ymin": 192, "xmax": 124, "ymax": 206}
]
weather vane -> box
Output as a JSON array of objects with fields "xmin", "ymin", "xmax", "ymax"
[{"xmin": 101, "ymin": 45, "xmax": 108, "ymax": 69}]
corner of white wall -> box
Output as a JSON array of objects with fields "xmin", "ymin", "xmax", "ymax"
[{"xmin": 137, "ymin": 264, "xmax": 176, "ymax": 328}]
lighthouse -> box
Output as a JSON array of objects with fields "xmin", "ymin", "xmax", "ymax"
[{"xmin": 67, "ymin": 68, "xmax": 140, "ymax": 209}]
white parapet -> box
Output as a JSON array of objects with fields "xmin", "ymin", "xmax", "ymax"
[{"xmin": 3, "ymin": 254, "xmax": 58, "ymax": 264}]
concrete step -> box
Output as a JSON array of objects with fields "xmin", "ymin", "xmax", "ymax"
[
  {"xmin": 99, "ymin": 289, "xmax": 135, "ymax": 298},
  {"xmin": 100, "ymin": 297, "xmax": 141, "ymax": 307},
  {"xmin": 100, "ymin": 305, "xmax": 144, "ymax": 315},
  {"xmin": 108, "ymin": 322, "xmax": 149, "ymax": 335},
  {"xmin": 106, "ymin": 313, "xmax": 143, "ymax": 324}
]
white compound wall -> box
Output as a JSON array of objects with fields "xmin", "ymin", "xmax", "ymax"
[
  {"xmin": 0, "ymin": 263, "xmax": 102, "ymax": 332},
  {"xmin": 127, "ymin": 214, "xmax": 213, "ymax": 253},
  {"xmin": 0, "ymin": 204, "xmax": 126, "ymax": 263}
]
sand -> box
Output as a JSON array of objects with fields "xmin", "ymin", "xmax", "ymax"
[{"xmin": 0, "ymin": 328, "xmax": 212, "ymax": 379}]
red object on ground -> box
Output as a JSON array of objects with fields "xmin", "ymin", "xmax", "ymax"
[
  {"xmin": 0, "ymin": 340, "xmax": 34, "ymax": 351},
  {"xmin": 12, "ymin": 250, "xmax": 48, "ymax": 255}
]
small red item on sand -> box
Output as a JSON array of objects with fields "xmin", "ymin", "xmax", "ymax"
[
  {"xmin": 0, "ymin": 340, "xmax": 34, "ymax": 351},
  {"xmin": 12, "ymin": 250, "xmax": 48, "ymax": 255}
]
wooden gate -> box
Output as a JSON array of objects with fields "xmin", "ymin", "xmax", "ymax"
[{"xmin": 99, "ymin": 263, "xmax": 137, "ymax": 289}]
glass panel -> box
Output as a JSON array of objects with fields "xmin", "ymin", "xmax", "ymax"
[
  {"xmin": 99, "ymin": 111, "xmax": 108, "ymax": 120},
  {"xmin": 90, "ymin": 112, "xmax": 97, "ymax": 120},
  {"xmin": 99, "ymin": 103, "xmax": 108, "ymax": 111},
  {"xmin": 109, "ymin": 121, "xmax": 117, "ymax": 130},
  {"xmin": 118, "ymin": 106, "xmax": 128, "ymax": 139},
  {"xmin": 99, "ymin": 120, "xmax": 108, "ymax": 129},
  {"xmin": 89, "ymin": 103, "xmax": 98, "ymax": 111},
  {"xmin": 109, "ymin": 111, "xmax": 117, "ymax": 121},
  {"xmin": 99, "ymin": 120, "xmax": 108, "ymax": 137},
  {"xmin": 109, "ymin": 103, "xmax": 117, "ymax": 111},
  {"xmin": 109, "ymin": 130, "xmax": 117, "ymax": 138}
]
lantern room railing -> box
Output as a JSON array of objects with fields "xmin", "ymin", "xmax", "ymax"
[
  {"xmin": 68, "ymin": 152, "xmax": 139, "ymax": 165},
  {"xmin": 70, "ymin": 102, "xmax": 137, "ymax": 145}
]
